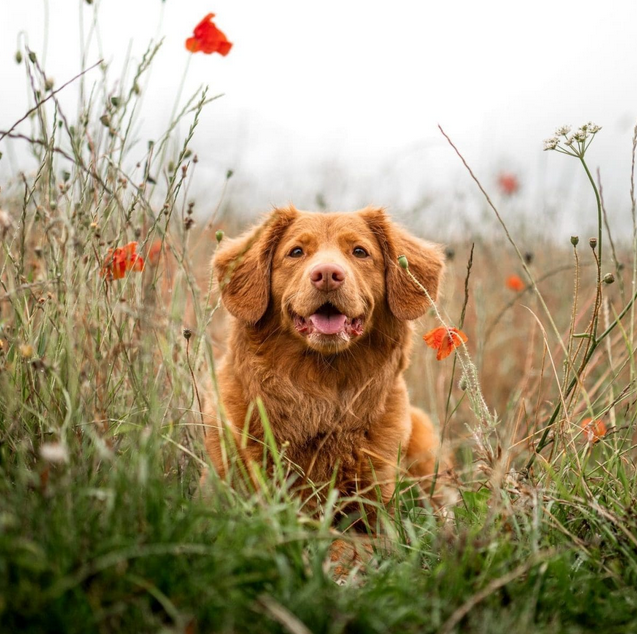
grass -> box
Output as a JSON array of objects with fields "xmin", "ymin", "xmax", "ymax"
[{"xmin": 2, "ymin": 17, "xmax": 637, "ymax": 634}]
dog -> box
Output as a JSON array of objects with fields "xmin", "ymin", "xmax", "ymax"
[{"xmin": 202, "ymin": 205, "xmax": 447, "ymax": 523}]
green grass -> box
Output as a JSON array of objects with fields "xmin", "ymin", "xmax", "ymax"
[{"xmin": 2, "ymin": 22, "xmax": 637, "ymax": 634}]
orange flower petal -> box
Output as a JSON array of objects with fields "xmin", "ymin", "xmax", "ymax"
[
  {"xmin": 423, "ymin": 327, "xmax": 468, "ymax": 361},
  {"xmin": 582, "ymin": 418, "xmax": 607, "ymax": 444},
  {"xmin": 497, "ymin": 173, "xmax": 520, "ymax": 196},
  {"xmin": 506, "ymin": 275, "xmax": 525, "ymax": 292},
  {"xmin": 130, "ymin": 254, "xmax": 145, "ymax": 272},
  {"xmin": 185, "ymin": 37, "xmax": 201, "ymax": 53},
  {"xmin": 148, "ymin": 239, "xmax": 163, "ymax": 266},
  {"xmin": 186, "ymin": 13, "xmax": 232, "ymax": 56},
  {"xmin": 100, "ymin": 243, "xmax": 144, "ymax": 280}
]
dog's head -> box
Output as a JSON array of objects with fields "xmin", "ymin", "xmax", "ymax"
[{"xmin": 214, "ymin": 206, "xmax": 444, "ymax": 353}]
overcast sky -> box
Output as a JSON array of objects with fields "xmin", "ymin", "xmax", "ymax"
[{"xmin": 2, "ymin": 0, "xmax": 637, "ymax": 237}]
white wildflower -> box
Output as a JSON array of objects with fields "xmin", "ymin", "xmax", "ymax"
[
  {"xmin": 564, "ymin": 135, "xmax": 575, "ymax": 146},
  {"xmin": 543, "ymin": 137, "xmax": 559, "ymax": 151},
  {"xmin": 555, "ymin": 125, "xmax": 571, "ymax": 137},
  {"xmin": 573, "ymin": 129, "xmax": 588, "ymax": 142},
  {"xmin": 40, "ymin": 442, "xmax": 69, "ymax": 464},
  {"xmin": 587, "ymin": 122, "xmax": 602, "ymax": 134}
]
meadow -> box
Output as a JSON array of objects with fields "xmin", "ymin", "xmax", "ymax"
[{"xmin": 1, "ymin": 19, "xmax": 637, "ymax": 634}]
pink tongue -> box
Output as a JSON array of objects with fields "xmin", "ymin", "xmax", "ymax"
[{"xmin": 309, "ymin": 313, "xmax": 347, "ymax": 335}]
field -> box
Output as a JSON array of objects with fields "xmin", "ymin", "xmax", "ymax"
[{"xmin": 2, "ymin": 19, "xmax": 637, "ymax": 634}]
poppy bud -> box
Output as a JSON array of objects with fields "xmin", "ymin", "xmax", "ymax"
[
  {"xmin": 589, "ymin": 237, "xmax": 597, "ymax": 249},
  {"xmin": 603, "ymin": 273, "xmax": 615, "ymax": 284},
  {"xmin": 570, "ymin": 236, "xmax": 579, "ymax": 246},
  {"xmin": 215, "ymin": 230, "xmax": 224, "ymax": 243},
  {"xmin": 398, "ymin": 255, "xmax": 409, "ymax": 269},
  {"xmin": 183, "ymin": 328, "xmax": 192, "ymax": 341},
  {"xmin": 15, "ymin": 51, "xmax": 22, "ymax": 64},
  {"xmin": 28, "ymin": 51, "xmax": 36, "ymax": 63},
  {"xmin": 226, "ymin": 170, "xmax": 234, "ymax": 179}
]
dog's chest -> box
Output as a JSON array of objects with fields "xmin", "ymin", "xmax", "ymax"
[{"xmin": 258, "ymin": 379, "xmax": 378, "ymax": 443}]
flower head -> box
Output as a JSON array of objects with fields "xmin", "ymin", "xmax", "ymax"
[
  {"xmin": 582, "ymin": 418, "xmax": 607, "ymax": 444},
  {"xmin": 423, "ymin": 326, "xmax": 468, "ymax": 361},
  {"xmin": 543, "ymin": 137, "xmax": 559, "ymax": 151},
  {"xmin": 544, "ymin": 122, "xmax": 602, "ymax": 155},
  {"xmin": 555, "ymin": 125, "xmax": 572, "ymax": 137},
  {"xmin": 497, "ymin": 172, "xmax": 520, "ymax": 196},
  {"xmin": 101, "ymin": 242, "xmax": 145, "ymax": 281},
  {"xmin": 186, "ymin": 13, "xmax": 233, "ymax": 56},
  {"xmin": 573, "ymin": 129, "xmax": 588, "ymax": 142},
  {"xmin": 506, "ymin": 275, "xmax": 525, "ymax": 292},
  {"xmin": 148, "ymin": 239, "xmax": 163, "ymax": 266}
]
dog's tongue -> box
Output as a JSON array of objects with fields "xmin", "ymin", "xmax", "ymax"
[{"xmin": 309, "ymin": 312, "xmax": 347, "ymax": 335}]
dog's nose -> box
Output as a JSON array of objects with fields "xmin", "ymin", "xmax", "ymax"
[{"xmin": 310, "ymin": 263, "xmax": 345, "ymax": 291}]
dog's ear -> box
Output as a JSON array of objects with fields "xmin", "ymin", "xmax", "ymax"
[
  {"xmin": 214, "ymin": 206, "xmax": 298, "ymax": 323},
  {"xmin": 360, "ymin": 207, "xmax": 444, "ymax": 320}
]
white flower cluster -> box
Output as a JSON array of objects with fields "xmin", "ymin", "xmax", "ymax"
[
  {"xmin": 543, "ymin": 137, "xmax": 559, "ymax": 151},
  {"xmin": 543, "ymin": 122, "xmax": 602, "ymax": 153}
]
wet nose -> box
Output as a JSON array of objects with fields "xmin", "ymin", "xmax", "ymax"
[{"xmin": 310, "ymin": 263, "xmax": 345, "ymax": 292}]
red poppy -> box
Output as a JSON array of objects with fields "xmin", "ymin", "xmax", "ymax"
[
  {"xmin": 101, "ymin": 242, "xmax": 145, "ymax": 281},
  {"xmin": 186, "ymin": 13, "xmax": 233, "ymax": 56},
  {"xmin": 506, "ymin": 275, "xmax": 525, "ymax": 292},
  {"xmin": 582, "ymin": 418, "xmax": 607, "ymax": 444},
  {"xmin": 148, "ymin": 239, "xmax": 163, "ymax": 266},
  {"xmin": 423, "ymin": 326, "xmax": 468, "ymax": 361},
  {"xmin": 497, "ymin": 172, "xmax": 520, "ymax": 196}
]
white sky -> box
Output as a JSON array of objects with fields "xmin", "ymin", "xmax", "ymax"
[{"xmin": 2, "ymin": 0, "xmax": 637, "ymax": 237}]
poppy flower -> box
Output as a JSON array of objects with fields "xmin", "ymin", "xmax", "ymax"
[
  {"xmin": 582, "ymin": 418, "xmax": 607, "ymax": 444},
  {"xmin": 497, "ymin": 172, "xmax": 520, "ymax": 196},
  {"xmin": 423, "ymin": 326, "xmax": 468, "ymax": 361},
  {"xmin": 148, "ymin": 239, "xmax": 163, "ymax": 266},
  {"xmin": 186, "ymin": 13, "xmax": 233, "ymax": 56},
  {"xmin": 506, "ymin": 275, "xmax": 525, "ymax": 292},
  {"xmin": 101, "ymin": 242, "xmax": 145, "ymax": 281}
]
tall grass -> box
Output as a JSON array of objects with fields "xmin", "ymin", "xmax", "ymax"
[{"xmin": 1, "ymin": 16, "xmax": 637, "ymax": 634}]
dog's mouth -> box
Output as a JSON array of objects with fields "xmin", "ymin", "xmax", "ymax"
[{"xmin": 292, "ymin": 303, "xmax": 364, "ymax": 338}]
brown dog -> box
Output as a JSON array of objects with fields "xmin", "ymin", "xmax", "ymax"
[{"xmin": 203, "ymin": 206, "xmax": 446, "ymax": 519}]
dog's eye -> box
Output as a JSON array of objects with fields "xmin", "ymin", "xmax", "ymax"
[
  {"xmin": 288, "ymin": 247, "xmax": 304, "ymax": 258},
  {"xmin": 353, "ymin": 247, "xmax": 369, "ymax": 258}
]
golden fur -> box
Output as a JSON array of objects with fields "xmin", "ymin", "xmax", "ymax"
[{"xmin": 203, "ymin": 206, "xmax": 447, "ymax": 516}]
